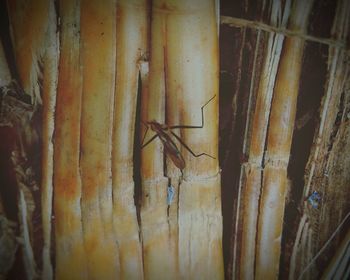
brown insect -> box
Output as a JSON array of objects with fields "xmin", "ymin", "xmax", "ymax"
[{"xmin": 141, "ymin": 95, "xmax": 216, "ymax": 170}]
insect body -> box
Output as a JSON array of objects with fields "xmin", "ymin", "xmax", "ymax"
[{"xmin": 141, "ymin": 95, "xmax": 216, "ymax": 170}]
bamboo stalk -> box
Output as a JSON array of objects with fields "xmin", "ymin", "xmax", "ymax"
[
  {"xmin": 236, "ymin": 0, "xmax": 290, "ymax": 277},
  {"xmin": 165, "ymin": 0, "xmax": 223, "ymax": 278},
  {"xmin": 112, "ymin": 0, "xmax": 147, "ymax": 278},
  {"xmin": 140, "ymin": 1, "xmax": 223, "ymax": 278},
  {"xmin": 53, "ymin": 0, "xmax": 88, "ymax": 279},
  {"xmin": 255, "ymin": 1, "xmax": 314, "ymax": 278},
  {"xmin": 40, "ymin": 1, "xmax": 58, "ymax": 279},
  {"xmin": 79, "ymin": 0, "xmax": 119, "ymax": 278}
]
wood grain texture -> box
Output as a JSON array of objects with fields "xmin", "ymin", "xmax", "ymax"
[
  {"xmin": 112, "ymin": 0, "xmax": 147, "ymax": 278},
  {"xmin": 53, "ymin": 0, "xmax": 88, "ymax": 279},
  {"xmin": 80, "ymin": 0, "xmax": 119, "ymax": 278},
  {"xmin": 40, "ymin": 1, "xmax": 58, "ymax": 278}
]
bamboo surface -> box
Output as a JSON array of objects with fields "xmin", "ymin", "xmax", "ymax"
[
  {"xmin": 53, "ymin": 0, "xmax": 88, "ymax": 279},
  {"xmin": 236, "ymin": 1, "xmax": 289, "ymax": 278},
  {"xmin": 165, "ymin": 1, "xmax": 223, "ymax": 279},
  {"xmin": 112, "ymin": 0, "xmax": 147, "ymax": 278},
  {"xmin": 232, "ymin": 0, "xmax": 315, "ymax": 279},
  {"xmin": 255, "ymin": 0, "xmax": 314, "ymax": 277},
  {"xmin": 40, "ymin": 1, "xmax": 58, "ymax": 278},
  {"xmin": 6, "ymin": 1, "xmax": 349, "ymax": 279},
  {"xmin": 140, "ymin": 1, "xmax": 223, "ymax": 279},
  {"xmin": 140, "ymin": 1, "xmax": 176, "ymax": 278},
  {"xmin": 79, "ymin": 0, "xmax": 119, "ymax": 278}
]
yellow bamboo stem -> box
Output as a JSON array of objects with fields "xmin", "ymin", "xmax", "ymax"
[
  {"xmin": 237, "ymin": 1, "xmax": 290, "ymax": 276},
  {"xmin": 165, "ymin": 0, "xmax": 223, "ymax": 279},
  {"xmin": 80, "ymin": 0, "xmax": 119, "ymax": 278},
  {"xmin": 255, "ymin": 1, "xmax": 314, "ymax": 278},
  {"xmin": 112, "ymin": 0, "xmax": 147, "ymax": 278},
  {"xmin": 256, "ymin": 35, "xmax": 304, "ymax": 279},
  {"xmin": 53, "ymin": 0, "xmax": 88, "ymax": 279}
]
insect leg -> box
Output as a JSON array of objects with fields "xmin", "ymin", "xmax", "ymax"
[
  {"xmin": 140, "ymin": 121, "xmax": 150, "ymax": 146},
  {"xmin": 141, "ymin": 133, "xmax": 159, "ymax": 149},
  {"xmin": 169, "ymin": 95, "xmax": 216, "ymax": 130},
  {"xmin": 170, "ymin": 131, "xmax": 215, "ymax": 159}
]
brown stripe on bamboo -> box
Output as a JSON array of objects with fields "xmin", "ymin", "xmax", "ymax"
[
  {"xmin": 53, "ymin": 0, "xmax": 89, "ymax": 279},
  {"xmin": 79, "ymin": 0, "xmax": 119, "ymax": 278}
]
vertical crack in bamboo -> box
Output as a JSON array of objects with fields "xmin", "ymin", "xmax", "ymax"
[
  {"xmin": 112, "ymin": 0, "xmax": 147, "ymax": 279},
  {"xmin": 140, "ymin": 1, "xmax": 174, "ymax": 278},
  {"xmin": 40, "ymin": 1, "xmax": 58, "ymax": 278},
  {"xmin": 53, "ymin": 0, "xmax": 89, "ymax": 279},
  {"xmin": 237, "ymin": 1, "xmax": 289, "ymax": 276}
]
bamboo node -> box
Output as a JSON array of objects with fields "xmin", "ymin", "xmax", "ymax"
[{"xmin": 264, "ymin": 155, "xmax": 288, "ymax": 169}]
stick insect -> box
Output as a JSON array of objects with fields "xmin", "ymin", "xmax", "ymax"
[{"xmin": 141, "ymin": 95, "xmax": 216, "ymax": 170}]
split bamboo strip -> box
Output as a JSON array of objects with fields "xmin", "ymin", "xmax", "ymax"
[
  {"xmin": 79, "ymin": 0, "xmax": 119, "ymax": 278},
  {"xmin": 140, "ymin": 1, "xmax": 175, "ymax": 278},
  {"xmin": 289, "ymin": 213, "xmax": 308, "ymax": 279},
  {"xmin": 53, "ymin": 0, "xmax": 88, "ymax": 279},
  {"xmin": 6, "ymin": 0, "xmax": 49, "ymax": 105},
  {"xmin": 236, "ymin": 0, "xmax": 290, "ymax": 277},
  {"xmin": 321, "ymin": 227, "xmax": 350, "ymax": 279},
  {"xmin": 40, "ymin": 1, "xmax": 58, "ymax": 279},
  {"xmin": 255, "ymin": 1, "xmax": 314, "ymax": 278},
  {"xmin": 112, "ymin": 0, "xmax": 147, "ymax": 279},
  {"xmin": 18, "ymin": 189, "xmax": 37, "ymax": 279},
  {"xmin": 165, "ymin": 0, "xmax": 223, "ymax": 278}
]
